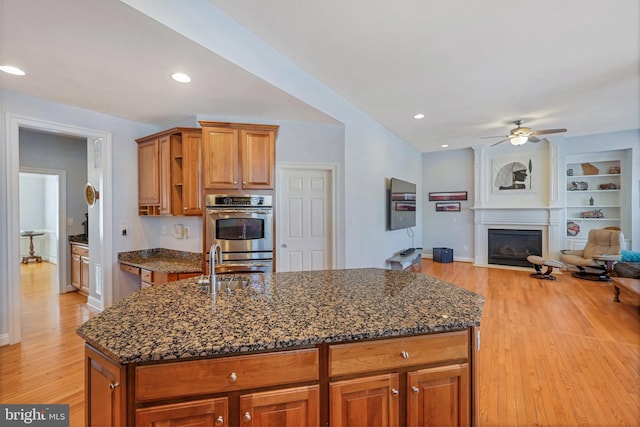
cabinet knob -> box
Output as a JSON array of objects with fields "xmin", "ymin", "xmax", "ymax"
[
  {"xmin": 229, "ymin": 372, "xmax": 237, "ymax": 382},
  {"xmin": 243, "ymin": 412, "xmax": 252, "ymax": 422},
  {"xmin": 184, "ymin": 207, "xmax": 188, "ymax": 210},
  {"xmin": 215, "ymin": 416, "xmax": 224, "ymax": 426},
  {"xmin": 233, "ymin": 181, "xmax": 238, "ymax": 185},
  {"xmin": 243, "ymin": 181, "xmax": 247, "ymax": 185},
  {"xmin": 109, "ymin": 382, "xmax": 120, "ymax": 390},
  {"xmin": 401, "ymin": 351, "xmax": 410, "ymax": 359},
  {"xmin": 412, "ymin": 386, "xmax": 420, "ymax": 394},
  {"xmin": 391, "ymin": 388, "xmax": 399, "ymax": 395}
]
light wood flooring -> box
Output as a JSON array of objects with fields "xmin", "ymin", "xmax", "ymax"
[{"xmin": 1, "ymin": 260, "xmax": 639, "ymax": 426}]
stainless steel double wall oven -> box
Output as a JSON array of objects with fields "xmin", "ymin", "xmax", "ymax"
[{"xmin": 205, "ymin": 194, "xmax": 273, "ymax": 274}]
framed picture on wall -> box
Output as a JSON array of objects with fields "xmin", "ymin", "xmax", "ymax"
[
  {"xmin": 428, "ymin": 191, "xmax": 467, "ymax": 201},
  {"xmin": 435, "ymin": 202, "xmax": 461, "ymax": 212}
]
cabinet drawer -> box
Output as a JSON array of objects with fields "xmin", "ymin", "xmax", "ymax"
[
  {"xmin": 120, "ymin": 263, "xmax": 140, "ymax": 276},
  {"xmin": 140, "ymin": 269, "xmax": 152, "ymax": 283},
  {"xmin": 135, "ymin": 348, "xmax": 319, "ymax": 402},
  {"xmin": 329, "ymin": 331, "xmax": 469, "ymax": 377},
  {"xmin": 71, "ymin": 245, "xmax": 89, "ymax": 256}
]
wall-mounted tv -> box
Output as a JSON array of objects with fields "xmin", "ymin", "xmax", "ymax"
[{"xmin": 388, "ymin": 177, "xmax": 416, "ymax": 230}]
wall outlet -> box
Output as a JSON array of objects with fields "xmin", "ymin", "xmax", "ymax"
[
  {"xmin": 67, "ymin": 217, "xmax": 74, "ymax": 226},
  {"xmin": 173, "ymin": 224, "xmax": 184, "ymax": 239},
  {"xmin": 183, "ymin": 226, "xmax": 190, "ymax": 239}
]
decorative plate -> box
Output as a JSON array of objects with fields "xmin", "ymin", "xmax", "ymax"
[
  {"xmin": 567, "ymin": 221, "xmax": 580, "ymax": 237},
  {"xmin": 84, "ymin": 182, "xmax": 99, "ymax": 207}
]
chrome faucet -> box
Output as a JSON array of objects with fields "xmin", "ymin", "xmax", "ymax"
[{"xmin": 209, "ymin": 243, "xmax": 222, "ymax": 279}]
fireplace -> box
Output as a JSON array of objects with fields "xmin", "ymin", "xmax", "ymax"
[{"xmin": 488, "ymin": 229, "xmax": 542, "ymax": 267}]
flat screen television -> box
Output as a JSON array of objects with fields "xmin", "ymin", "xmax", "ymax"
[{"xmin": 388, "ymin": 177, "xmax": 416, "ymax": 230}]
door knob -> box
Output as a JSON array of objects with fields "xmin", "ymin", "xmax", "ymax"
[{"xmin": 281, "ymin": 243, "xmax": 287, "ymax": 248}]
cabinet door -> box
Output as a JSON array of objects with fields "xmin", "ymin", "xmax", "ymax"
[
  {"xmin": 86, "ymin": 345, "xmax": 127, "ymax": 427},
  {"xmin": 136, "ymin": 397, "xmax": 228, "ymax": 427},
  {"xmin": 240, "ymin": 385, "xmax": 319, "ymax": 427},
  {"xmin": 71, "ymin": 254, "xmax": 81, "ymax": 289},
  {"xmin": 330, "ymin": 373, "xmax": 399, "ymax": 427},
  {"xmin": 407, "ymin": 364, "xmax": 470, "ymax": 427},
  {"xmin": 203, "ymin": 127, "xmax": 239, "ymax": 190},
  {"xmin": 138, "ymin": 139, "xmax": 160, "ymax": 205},
  {"xmin": 182, "ymin": 131, "xmax": 203, "ymax": 215},
  {"xmin": 80, "ymin": 256, "xmax": 90, "ymax": 294},
  {"xmin": 158, "ymin": 135, "xmax": 171, "ymax": 215},
  {"xmin": 240, "ymin": 129, "xmax": 275, "ymax": 189}
]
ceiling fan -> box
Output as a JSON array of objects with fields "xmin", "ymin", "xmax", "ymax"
[{"xmin": 482, "ymin": 120, "xmax": 567, "ymax": 146}]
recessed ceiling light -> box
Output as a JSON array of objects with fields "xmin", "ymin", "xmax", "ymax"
[
  {"xmin": 413, "ymin": 114, "xmax": 425, "ymax": 119},
  {"xmin": 171, "ymin": 72, "xmax": 191, "ymax": 83},
  {"xmin": 0, "ymin": 65, "xmax": 26, "ymax": 76},
  {"xmin": 441, "ymin": 144, "xmax": 449, "ymax": 148}
]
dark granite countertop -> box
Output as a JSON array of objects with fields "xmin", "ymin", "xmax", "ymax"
[
  {"xmin": 68, "ymin": 234, "xmax": 88, "ymax": 244},
  {"xmin": 77, "ymin": 268, "xmax": 484, "ymax": 365},
  {"xmin": 118, "ymin": 248, "xmax": 202, "ymax": 274}
]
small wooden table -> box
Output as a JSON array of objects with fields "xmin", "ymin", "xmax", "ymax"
[
  {"xmin": 21, "ymin": 231, "xmax": 45, "ymax": 264},
  {"xmin": 612, "ymin": 277, "xmax": 640, "ymax": 303}
]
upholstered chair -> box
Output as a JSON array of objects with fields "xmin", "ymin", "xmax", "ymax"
[{"xmin": 561, "ymin": 228, "xmax": 624, "ymax": 281}]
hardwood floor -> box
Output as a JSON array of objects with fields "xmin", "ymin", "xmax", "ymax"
[
  {"xmin": 0, "ymin": 262, "xmax": 97, "ymax": 427},
  {"xmin": 1, "ymin": 260, "xmax": 638, "ymax": 426}
]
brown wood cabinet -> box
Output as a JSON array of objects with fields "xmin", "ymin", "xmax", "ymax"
[
  {"xmin": 70, "ymin": 243, "xmax": 89, "ymax": 294},
  {"xmin": 119, "ymin": 263, "xmax": 201, "ymax": 288},
  {"xmin": 136, "ymin": 128, "xmax": 202, "ymax": 216},
  {"xmin": 85, "ymin": 329, "xmax": 477, "ymax": 426},
  {"xmin": 85, "ymin": 345, "xmax": 127, "ymax": 427},
  {"xmin": 200, "ymin": 121, "xmax": 278, "ymax": 191},
  {"xmin": 240, "ymin": 385, "xmax": 319, "ymax": 426}
]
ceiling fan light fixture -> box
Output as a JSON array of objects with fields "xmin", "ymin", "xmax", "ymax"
[{"xmin": 510, "ymin": 135, "xmax": 528, "ymax": 146}]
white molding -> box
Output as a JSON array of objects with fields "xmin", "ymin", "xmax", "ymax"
[
  {"xmin": 6, "ymin": 114, "xmax": 111, "ymax": 344},
  {"xmin": 0, "ymin": 333, "xmax": 8, "ymax": 346}
]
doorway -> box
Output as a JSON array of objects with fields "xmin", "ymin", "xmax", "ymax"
[
  {"xmin": 5, "ymin": 114, "xmax": 113, "ymax": 345},
  {"xmin": 276, "ymin": 164, "xmax": 337, "ymax": 272},
  {"xmin": 18, "ymin": 169, "xmax": 65, "ymax": 291}
]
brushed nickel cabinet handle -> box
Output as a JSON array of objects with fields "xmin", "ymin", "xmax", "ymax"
[
  {"xmin": 229, "ymin": 372, "xmax": 237, "ymax": 382},
  {"xmin": 109, "ymin": 382, "xmax": 119, "ymax": 390},
  {"xmin": 401, "ymin": 351, "xmax": 410, "ymax": 359},
  {"xmin": 391, "ymin": 388, "xmax": 399, "ymax": 395},
  {"xmin": 412, "ymin": 386, "xmax": 420, "ymax": 393},
  {"xmin": 243, "ymin": 412, "xmax": 252, "ymax": 422},
  {"xmin": 215, "ymin": 415, "xmax": 224, "ymax": 426}
]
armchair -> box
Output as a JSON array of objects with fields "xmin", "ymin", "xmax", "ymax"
[{"xmin": 561, "ymin": 228, "xmax": 624, "ymax": 281}]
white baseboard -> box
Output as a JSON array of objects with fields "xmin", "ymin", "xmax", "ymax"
[
  {"xmin": 421, "ymin": 254, "xmax": 474, "ymax": 263},
  {"xmin": 0, "ymin": 333, "xmax": 9, "ymax": 346}
]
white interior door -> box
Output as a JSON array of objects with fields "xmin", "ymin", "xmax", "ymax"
[{"xmin": 277, "ymin": 167, "xmax": 333, "ymax": 272}]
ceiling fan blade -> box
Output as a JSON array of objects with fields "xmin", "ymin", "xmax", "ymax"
[
  {"xmin": 531, "ymin": 128, "xmax": 567, "ymax": 136},
  {"xmin": 491, "ymin": 139, "xmax": 508, "ymax": 146},
  {"xmin": 480, "ymin": 135, "xmax": 508, "ymax": 139}
]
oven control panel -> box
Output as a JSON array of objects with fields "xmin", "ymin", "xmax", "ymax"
[{"xmin": 206, "ymin": 194, "xmax": 272, "ymax": 208}]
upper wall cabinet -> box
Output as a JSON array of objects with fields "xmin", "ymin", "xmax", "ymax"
[
  {"xmin": 200, "ymin": 121, "xmax": 278, "ymax": 191},
  {"xmin": 136, "ymin": 128, "xmax": 202, "ymax": 216}
]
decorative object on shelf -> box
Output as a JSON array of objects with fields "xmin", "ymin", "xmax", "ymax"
[
  {"xmin": 589, "ymin": 196, "xmax": 594, "ymax": 206},
  {"xmin": 84, "ymin": 182, "xmax": 99, "ymax": 207},
  {"xmin": 428, "ymin": 191, "xmax": 467, "ymax": 201},
  {"xmin": 599, "ymin": 183, "xmax": 618, "ymax": 190},
  {"xmin": 609, "ymin": 166, "xmax": 620, "ymax": 174},
  {"xmin": 435, "ymin": 202, "xmax": 461, "ymax": 212},
  {"xmin": 567, "ymin": 168, "xmax": 573, "ymax": 176},
  {"xmin": 567, "ymin": 221, "xmax": 580, "ymax": 236},
  {"xmin": 569, "ymin": 181, "xmax": 588, "ymax": 191},
  {"xmin": 581, "ymin": 163, "xmax": 599, "ymax": 175},
  {"xmin": 581, "ymin": 209, "xmax": 604, "ymax": 218}
]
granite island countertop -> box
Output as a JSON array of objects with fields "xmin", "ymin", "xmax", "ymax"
[
  {"xmin": 118, "ymin": 248, "xmax": 202, "ymax": 274},
  {"xmin": 77, "ymin": 268, "xmax": 484, "ymax": 365}
]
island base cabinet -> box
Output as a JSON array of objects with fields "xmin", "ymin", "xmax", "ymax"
[
  {"xmin": 330, "ymin": 374, "xmax": 400, "ymax": 427},
  {"xmin": 240, "ymin": 385, "xmax": 319, "ymax": 427},
  {"xmin": 85, "ymin": 345, "xmax": 127, "ymax": 427},
  {"xmin": 136, "ymin": 398, "xmax": 229, "ymax": 427},
  {"xmin": 407, "ymin": 364, "xmax": 470, "ymax": 427}
]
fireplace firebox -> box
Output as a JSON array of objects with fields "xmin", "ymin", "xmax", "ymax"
[{"xmin": 488, "ymin": 229, "xmax": 542, "ymax": 267}]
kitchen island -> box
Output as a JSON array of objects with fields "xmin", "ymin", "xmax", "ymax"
[{"xmin": 78, "ymin": 268, "xmax": 484, "ymax": 426}]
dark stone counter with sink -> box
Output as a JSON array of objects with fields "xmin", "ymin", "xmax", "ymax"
[{"xmin": 77, "ymin": 268, "xmax": 484, "ymax": 364}]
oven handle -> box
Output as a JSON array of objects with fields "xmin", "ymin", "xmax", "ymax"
[{"xmin": 207, "ymin": 209, "xmax": 272, "ymax": 215}]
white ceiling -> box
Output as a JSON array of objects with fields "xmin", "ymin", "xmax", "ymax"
[{"xmin": 1, "ymin": 0, "xmax": 638, "ymax": 153}]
